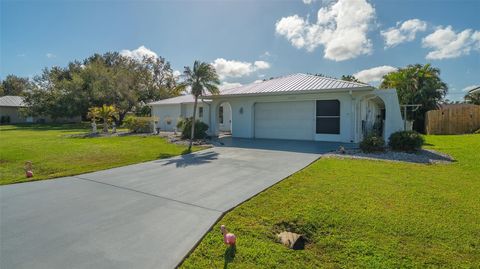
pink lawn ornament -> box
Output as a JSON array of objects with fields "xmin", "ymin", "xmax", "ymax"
[
  {"xmin": 25, "ymin": 161, "xmax": 33, "ymax": 178},
  {"xmin": 220, "ymin": 225, "xmax": 236, "ymax": 246}
]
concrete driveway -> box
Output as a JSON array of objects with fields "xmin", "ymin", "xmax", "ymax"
[{"xmin": 0, "ymin": 138, "xmax": 350, "ymax": 269}]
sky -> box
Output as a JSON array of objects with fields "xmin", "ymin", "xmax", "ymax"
[{"xmin": 1, "ymin": 0, "xmax": 479, "ymax": 101}]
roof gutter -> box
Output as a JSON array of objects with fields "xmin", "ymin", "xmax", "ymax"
[{"xmin": 208, "ymin": 86, "xmax": 374, "ymax": 99}]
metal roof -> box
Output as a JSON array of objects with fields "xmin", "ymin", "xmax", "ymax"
[
  {"xmin": 148, "ymin": 95, "xmax": 212, "ymax": 105},
  {"xmin": 219, "ymin": 73, "xmax": 371, "ymax": 96},
  {"xmin": 0, "ymin": 96, "xmax": 26, "ymax": 107},
  {"xmin": 149, "ymin": 73, "xmax": 372, "ymax": 105}
]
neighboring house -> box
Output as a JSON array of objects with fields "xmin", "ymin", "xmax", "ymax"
[
  {"xmin": 149, "ymin": 73, "xmax": 404, "ymax": 143},
  {"xmin": 469, "ymin": 86, "xmax": 480, "ymax": 94},
  {"xmin": 0, "ymin": 96, "xmax": 30, "ymax": 123},
  {"xmin": 0, "ymin": 95, "xmax": 81, "ymax": 124}
]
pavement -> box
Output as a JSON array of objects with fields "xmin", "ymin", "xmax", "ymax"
[{"xmin": 0, "ymin": 138, "xmax": 352, "ymax": 269}]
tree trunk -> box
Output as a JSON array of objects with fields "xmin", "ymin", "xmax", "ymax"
[
  {"xmin": 189, "ymin": 96, "xmax": 198, "ymax": 151},
  {"xmin": 118, "ymin": 110, "xmax": 128, "ymax": 125},
  {"xmin": 103, "ymin": 117, "xmax": 109, "ymax": 133}
]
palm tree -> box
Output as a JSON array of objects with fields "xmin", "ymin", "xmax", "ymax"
[
  {"xmin": 175, "ymin": 61, "xmax": 220, "ymax": 151},
  {"xmin": 87, "ymin": 107, "xmax": 100, "ymax": 133},
  {"xmin": 380, "ymin": 64, "xmax": 447, "ymax": 132},
  {"xmin": 97, "ymin": 105, "xmax": 118, "ymax": 133}
]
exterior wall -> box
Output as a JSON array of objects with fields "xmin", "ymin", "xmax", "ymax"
[
  {"xmin": 0, "ymin": 106, "xmax": 25, "ymax": 123},
  {"xmin": 180, "ymin": 103, "xmax": 211, "ymax": 126},
  {"xmin": 210, "ymin": 91, "xmax": 368, "ymax": 143},
  {"xmin": 152, "ymin": 104, "xmax": 181, "ymax": 131},
  {"xmin": 354, "ymin": 89, "xmax": 403, "ymax": 141},
  {"xmin": 151, "ymin": 102, "xmax": 210, "ymax": 132},
  {"xmin": 150, "ymin": 89, "xmax": 403, "ymax": 142},
  {"xmin": 373, "ymin": 89, "xmax": 404, "ymax": 140}
]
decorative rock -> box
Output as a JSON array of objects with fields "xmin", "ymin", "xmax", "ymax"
[{"xmin": 277, "ymin": 231, "xmax": 306, "ymax": 250}]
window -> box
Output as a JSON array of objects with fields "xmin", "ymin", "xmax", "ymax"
[
  {"xmin": 198, "ymin": 107, "xmax": 203, "ymax": 118},
  {"xmin": 219, "ymin": 106, "xmax": 224, "ymax": 124},
  {"xmin": 316, "ymin": 100, "xmax": 340, "ymax": 134}
]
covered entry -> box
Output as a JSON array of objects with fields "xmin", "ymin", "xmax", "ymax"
[{"xmin": 254, "ymin": 101, "xmax": 315, "ymax": 140}]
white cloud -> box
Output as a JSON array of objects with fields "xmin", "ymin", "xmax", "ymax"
[
  {"xmin": 120, "ymin": 45, "xmax": 158, "ymax": 61},
  {"xmin": 220, "ymin": 82, "xmax": 242, "ymax": 90},
  {"xmin": 261, "ymin": 51, "xmax": 271, "ymax": 58},
  {"xmin": 172, "ymin": 70, "xmax": 181, "ymax": 79},
  {"xmin": 303, "ymin": 0, "xmax": 313, "ymax": 4},
  {"xmin": 253, "ymin": 79, "xmax": 264, "ymax": 83},
  {"xmin": 275, "ymin": 0, "xmax": 375, "ymax": 61},
  {"xmin": 46, "ymin": 53, "xmax": 56, "ymax": 58},
  {"xmin": 254, "ymin": 60, "xmax": 270, "ymax": 70},
  {"xmin": 381, "ymin": 19, "xmax": 427, "ymax": 48},
  {"xmin": 212, "ymin": 58, "xmax": 253, "ymax": 79},
  {"xmin": 353, "ymin": 65, "xmax": 397, "ymax": 83},
  {"xmin": 212, "ymin": 58, "xmax": 271, "ymax": 79},
  {"xmin": 422, "ymin": 26, "xmax": 480, "ymax": 60}
]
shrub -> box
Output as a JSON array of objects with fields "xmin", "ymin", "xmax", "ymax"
[
  {"xmin": 123, "ymin": 116, "xmax": 153, "ymax": 133},
  {"xmin": 360, "ymin": 135, "xmax": 385, "ymax": 153},
  {"xmin": 0, "ymin": 115, "xmax": 11, "ymax": 124},
  {"xmin": 388, "ymin": 131, "xmax": 424, "ymax": 152},
  {"xmin": 135, "ymin": 105, "xmax": 151, "ymax": 116},
  {"xmin": 177, "ymin": 117, "xmax": 209, "ymax": 139}
]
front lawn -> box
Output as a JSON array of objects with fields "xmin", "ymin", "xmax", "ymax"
[
  {"xmin": 181, "ymin": 134, "xmax": 480, "ymax": 268},
  {"xmin": 0, "ymin": 124, "xmax": 201, "ymax": 185}
]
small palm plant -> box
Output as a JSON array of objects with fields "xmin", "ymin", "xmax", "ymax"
[
  {"xmin": 87, "ymin": 107, "xmax": 100, "ymax": 133},
  {"xmin": 97, "ymin": 105, "xmax": 118, "ymax": 133},
  {"xmin": 88, "ymin": 105, "xmax": 118, "ymax": 133},
  {"xmin": 174, "ymin": 61, "xmax": 220, "ymax": 151}
]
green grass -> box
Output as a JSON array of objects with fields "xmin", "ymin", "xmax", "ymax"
[
  {"xmin": 181, "ymin": 134, "xmax": 480, "ymax": 268},
  {"xmin": 0, "ymin": 124, "xmax": 201, "ymax": 185}
]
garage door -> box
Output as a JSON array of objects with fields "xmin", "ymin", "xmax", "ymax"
[{"xmin": 254, "ymin": 101, "xmax": 315, "ymax": 140}]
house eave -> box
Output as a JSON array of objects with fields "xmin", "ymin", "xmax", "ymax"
[{"xmin": 209, "ymin": 86, "xmax": 375, "ymax": 99}]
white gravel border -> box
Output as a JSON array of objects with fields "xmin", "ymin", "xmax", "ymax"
[{"xmin": 323, "ymin": 148, "xmax": 454, "ymax": 164}]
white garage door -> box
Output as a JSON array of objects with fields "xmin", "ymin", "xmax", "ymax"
[{"xmin": 254, "ymin": 101, "xmax": 315, "ymax": 140}]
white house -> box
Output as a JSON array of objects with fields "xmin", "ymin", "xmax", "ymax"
[{"xmin": 149, "ymin": 73, "xmax": 404, "ymax": 143}]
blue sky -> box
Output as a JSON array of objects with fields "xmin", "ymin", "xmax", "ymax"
[{"xmin": 1, "ymin": 0, "xmax": 479, "ymax": 101}]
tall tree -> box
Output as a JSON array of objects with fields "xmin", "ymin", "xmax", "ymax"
[
  {"xmin": 0, "ymin": 75, "xmax": 32, "ymax": 96},
  {"xmin": 23, "ymin": 52, "xmax": 177, "ymax": 123},
  {"xmin": 175, "ymin": 61, "xmax": 220, "ymax": 151},
  {"xmin": 380, "ymin": 64, "xmax": 447, "ymax": 132}
]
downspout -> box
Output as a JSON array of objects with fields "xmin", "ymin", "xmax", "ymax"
[
  {"xmin": 200, "ymin": 97, "xmax": 212, "ymax": 136},
  {"xmin": 349, "ymin": 90, "xmax": 355, "ymax": 143}
]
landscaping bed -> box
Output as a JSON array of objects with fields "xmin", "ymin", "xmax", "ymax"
[{"xmin": 324, "ymin": 147, "xmax": 454, "ymax": 164}]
